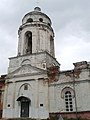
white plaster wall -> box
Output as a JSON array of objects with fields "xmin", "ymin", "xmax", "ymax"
[
  {"xmin": 75, "ymin": 81, "xmax": 90, "ymax": 111},
  {"xmin": 18, "ymin": 24, "xmax": 54, "ymax": 56},
  {"xmin": 76, "ymin": 69, "xmax": 90, "ymax": 81},
  {"xmin": 49, "ymin": 83, "xmax": 76, "ymax": 113},
  {"xmin": 3, "ymin": 74, "xmax": 49, "ymax": 119},
  {"xmin": 38, "ymin": 79, "xmax": 49, "ymax": 119},
  {"xmin": 49, "ymin": 69, "xmax": 90, "ymax": 114},
  {"xmin": 3, "ymin": 82, "xmax": 16, "ymax": 117},
  {"xmin": 8, "ymin": 52, "xmax": 59, "ymax": 74}
]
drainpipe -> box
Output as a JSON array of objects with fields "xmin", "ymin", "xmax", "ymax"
[{"xmin": 72, "ymin": 70, "xmax": 79, "ymax": 120}]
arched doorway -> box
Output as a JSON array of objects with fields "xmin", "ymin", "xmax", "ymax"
[{"xmin": 17, "ymin": 96, "xmax": 30, "ymax": 117}]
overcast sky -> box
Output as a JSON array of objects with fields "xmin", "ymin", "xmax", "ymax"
[{"xmin": 0, "ymin": 0, "xmax": 90, "ymax": 75}]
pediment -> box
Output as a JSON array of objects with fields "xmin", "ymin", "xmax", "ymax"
[{"xmin": 8, "ymin": 64, "xmax": 46, "ymax": 77}]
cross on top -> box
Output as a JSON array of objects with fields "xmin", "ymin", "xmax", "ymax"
[{"xmin": 36, "ymin": 0, "xmax": 39, "ymax": 5}]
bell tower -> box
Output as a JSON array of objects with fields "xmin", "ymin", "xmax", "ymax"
[
  {"xmin": 3, "ymin": 7, "xmax": 60, "ymax": 119},
  {"xmin": 18, "ymin": 7, "xmax": 55, "ymax": 57}
]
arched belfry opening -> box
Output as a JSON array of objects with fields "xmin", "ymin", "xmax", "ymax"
[
  {"xmin": 24, "ymin": 31, "xmax": 32, "ymax": 54},
  {"xmin": 50, "ymin": 35, "xmax": 54, "ymax": 57}
]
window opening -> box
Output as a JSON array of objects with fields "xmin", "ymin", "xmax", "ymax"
[
  {"xmin": 27, "ymin": 18, "xmax": 33, "ymax": 23},
  {"xmin": 39, "ymin": 18, "xmax": 43, "ymax": 22},
  {"xmin": 8, "ymin": 104, "xmax": 10, "ymax": 107},
  {"xmin": 40, "ymin": 104, "xmax": 43, "ymax": 107},
  {"xmin": 25, "ymin": 31, "xmax": 32, "ymax": 54},
  {"xmin": 24, "ymin": 84, "xmax": 28, "ymax": 90},
  {"xmin": 50, "ymin": 35, "xmax": 54, "ymax": 56},
  {"xmin": 64, "ymin": 91, "xmax": 73, "ymax": 112},
  {"xmin": 48, "ymin": 23, "xmax": 51, "ymax": 26}
]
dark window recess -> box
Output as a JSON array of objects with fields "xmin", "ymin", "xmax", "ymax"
[
  {"xmin": 39, "ymin": 18, "xmax": 43, "ymax": 22},
  {"xmin": 66, "ymin": 109, "xmax": 69, "ymax": 111},
  {"xmin": 65, "ymin": 102, "xmax": 68, "ymax": 105},
  {"xmin": 70, "ymin": 109, "xmax": 73, "ymax": 111},
  {"xmin": 43, "ymin": 64, "xmax": 45, "ymax": 68},
  {"xmin": 69, "ymin": 95, "xmax": 72, "ymax": 97},
  {"xmin": 70, "ymin": 102, "xmax": 72, "ymax": 104},
  {"xmin": 66, "ymin": 105, "xmax": 69, "ymax": 108},
  {"xmin": 48, "ymin": 23, "xmax": 51, "ymax": 26},
  {"xmin": 27, "ymin": 18, "xmax": 33, "ymax": 23},
  {"xmin": 65, "ymin": 95, "xmax": 68, "ymax": 98},
  {"xmin": 37, "ymin": 24, "xmax": 40, "ymax": 27},
  {"xmin": 8, "ymin": 104, "xmax": 10, "ymax": 107},
  {"xmin": 69, "ymin": 98, "xmax": 72, "ymax": 101},
  {"xmin": 40, "ymin": 104, "xmax": 43, "ymax": 107},
  {"xmin": 0, "ymin": 110, "xmax": 2, "ymax": 118},
  {"xmin": 25, "ymin": 31, "xmax": 32, "ymax": 54},
  {"xmin": 70, "ymin": 105, "xmax": 73, "ymax": 108},
  {"xmin": 65, "ymin": 99, "xmax": 68, "ymax": 101},
  {"xmin": 64, "ymin": 91, "xmax": 73, "ymax": 112},
  {"xmin": 24, "ymin": 85, "xmax": 28, "ymax": 90}
]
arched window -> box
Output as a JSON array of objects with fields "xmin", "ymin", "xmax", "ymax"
[
  {"xmin": 24, "ymin": 84, "xmax": 28, "ymax": 90},
  {"xmin": 64, "ymin": 91, "xmax": 73, "ymax": 111},
  {"xmin": 27, "ymin": 18, "xmax": 33, "ymax": 23},
  {"xmin": 25, "ymin": 31, "xmax": 32, "ymax": 54},
  {"xmin": 50, "ymin": 35, "xmax": 54, "ymax": 56}
]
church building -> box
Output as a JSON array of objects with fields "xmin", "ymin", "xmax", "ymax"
[{"xmin": 0, "ymin": 7, "xmax": 90, "ymax": 120}]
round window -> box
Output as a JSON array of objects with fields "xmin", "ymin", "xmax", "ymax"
[{"xmin": 39, "ymin": 18, "xmax": 43, "ymax": 22}]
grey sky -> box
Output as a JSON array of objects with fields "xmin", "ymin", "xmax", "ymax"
[{"xmin": 0, "ymin": 0, "xmax": 90, "ymax": 74}]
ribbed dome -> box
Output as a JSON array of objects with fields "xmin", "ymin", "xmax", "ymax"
[{"xmin": 22, "ymin": 7, "xmax": 52, "ymax": 26}]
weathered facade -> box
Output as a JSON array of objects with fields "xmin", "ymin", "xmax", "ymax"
[
  {"xmin": 0, "ymin": 75, "xmax": 6, "ymax": 118},
  {"xmin": 0, "ymin": 7, "xmax": 90, "ymax": 119}
]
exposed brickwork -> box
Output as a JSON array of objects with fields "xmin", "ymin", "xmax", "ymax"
[
  {"xmin": 47, "ymin": 66, "xmax": 60, "ymax": 83},
  {"xmin": 50, "ymin": 111, "xmax": 90, "ymax": 120}
]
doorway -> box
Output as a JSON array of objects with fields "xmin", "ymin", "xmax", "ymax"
[
  {"xmin": 21, "ymin": 102, "xmax": 29, "ymax": 117},
  {"xmin": 17, "ymin": 96, "xmax": 30, "ymax": 118}
]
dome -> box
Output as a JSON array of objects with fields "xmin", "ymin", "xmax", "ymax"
[{"xmin": 22, "ymin": 7, "xmax": 52, "ymax": 26}]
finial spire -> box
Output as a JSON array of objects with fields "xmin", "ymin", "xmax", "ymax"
[
  {"xmin": 34, "ymin": 7, "xmax": 41, "ymax": 11},
  {"xmin": 34, "ymin": 0, "xmax": 41, "ymax": 11},
  {"xmin": 36, "ymin": 0, "xmax": 39, "ymax": 6},
  {"xmin": 36, "ymin": 0, "xmax": 39, "ymax": 5}
]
